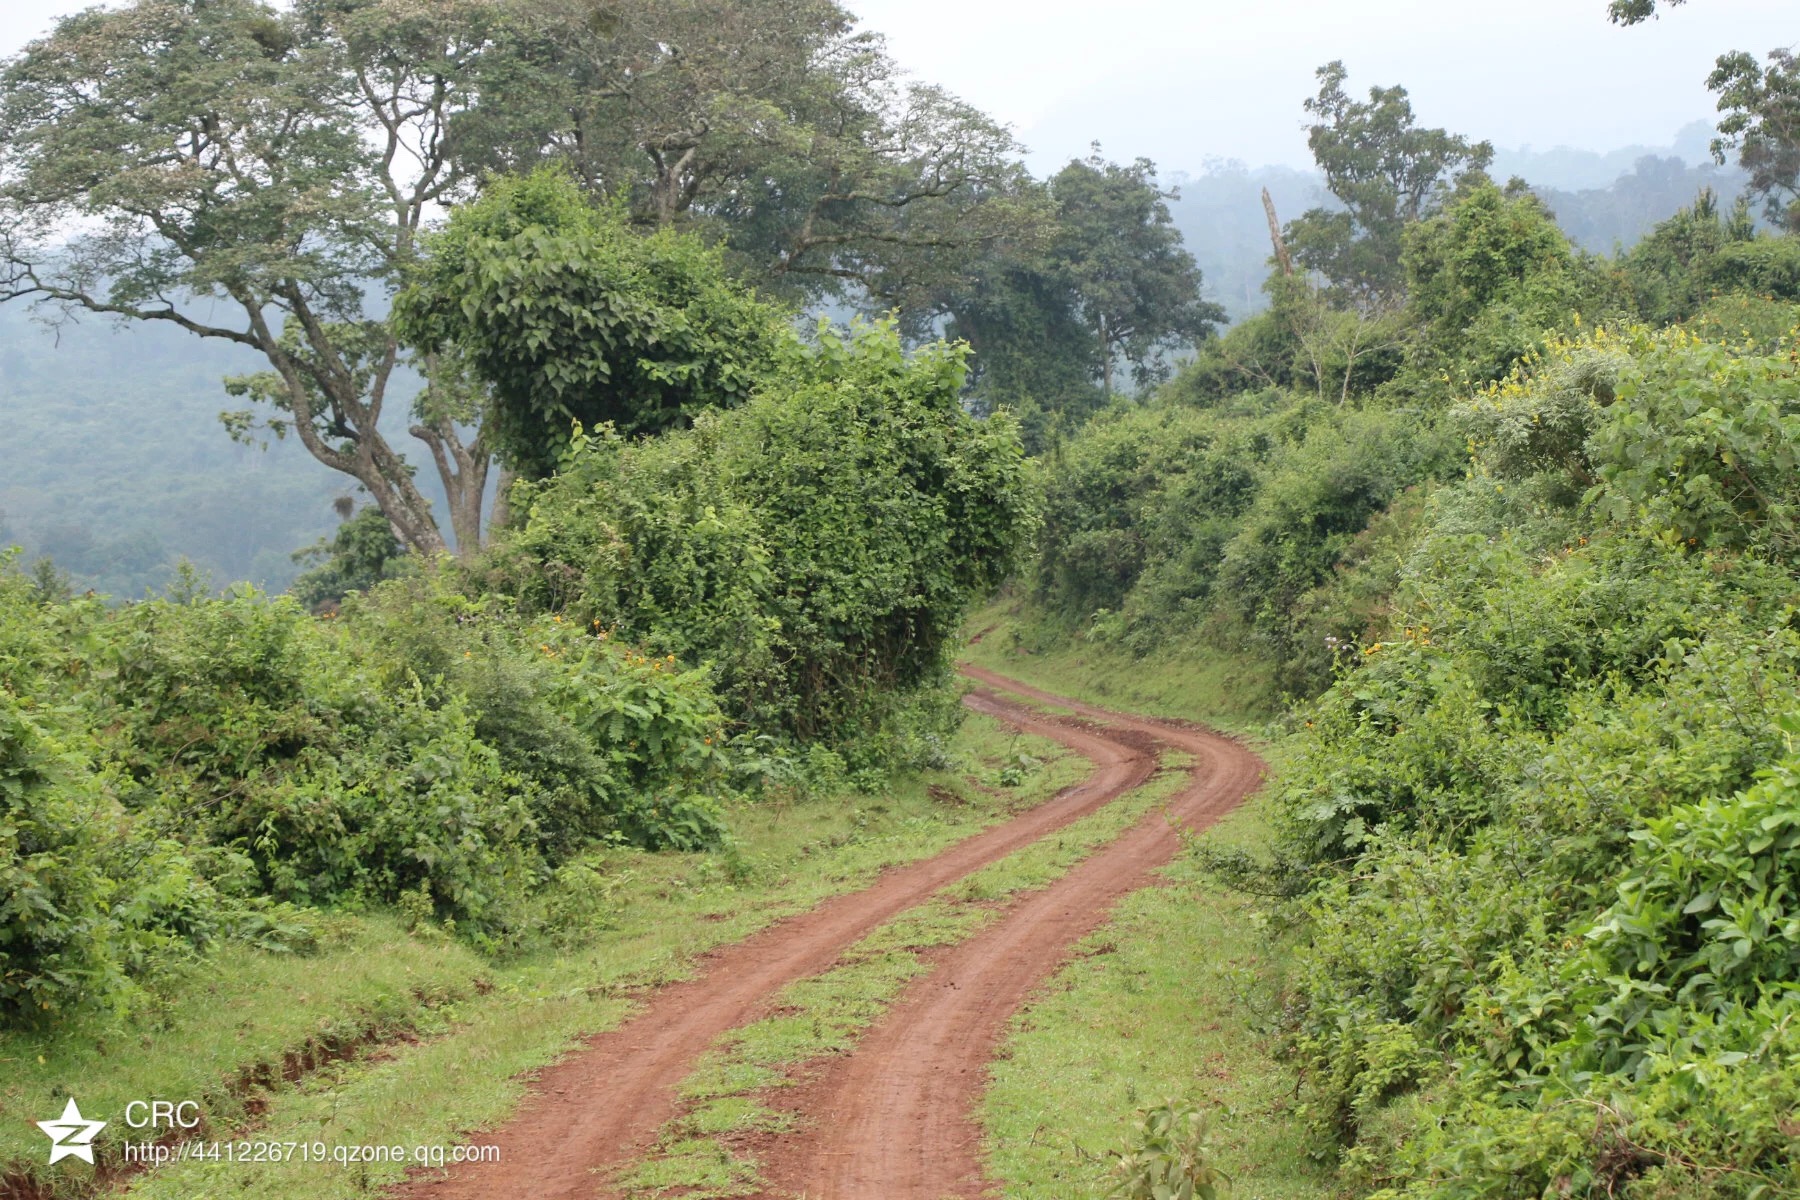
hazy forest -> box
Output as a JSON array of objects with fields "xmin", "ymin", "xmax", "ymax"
[{"xmin": 3, "ymin": 0, "xmax": 1800, "ymax": 1197}]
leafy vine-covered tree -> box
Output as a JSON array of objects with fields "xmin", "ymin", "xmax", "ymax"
[
  {"xmin": 1286, "ymin": 62, "xmax": 1493, "ymax": 306},
  {"xmin": 394, "ymin": 169, "xmax": 790, "ymax": 481}
]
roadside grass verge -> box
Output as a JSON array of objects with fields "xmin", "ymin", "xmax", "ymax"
[
  {"xmin": 962, "ymin": 592, "xmax": 1281, "ymax": 735},
  {"xmin": 0, "ymin": 711, "xmax": 1073, "ymax": 1200},
  {"xmin": 984, "ymin": 799, "xmax": 1326, "ymax": 1200},
  {"xmin": 619, "ymin": 756, "xmax": 1196, "ymax": 1199}
]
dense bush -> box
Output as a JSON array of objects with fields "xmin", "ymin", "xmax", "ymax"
[
  {"xmin": 1263, "ymin": 316, "xmax": 1800, "ymax": 1196},
  {"xmin": 1400, "ymin": 179, "xmax": 1625, "ymax": 388},
  {"xmin": 0, "ymin": 691, "xmax": 120, "ymax": 1020},
  {"xmin": 482, "ymin": 321, "xmax": 1038, "ymax": 756},
  {"xmin": 1212, "ymin": 407, "xmax": 1449, "ymax": 678},
  {"xmin": 1029, "ymin": 390, "xmax": 1449, "ymax": 694},
  {"xmin": 1033, "ymin": 401, "xmax": 1273, "ymax": 625},
  {"xmin": 0, "ymin": 548, "xmax": 742, "ymax": 1013},
  {"xmin": 394, "ymin": 168, "xmax": 789, "ymax": 480},
  {"xmin": 0, "ymin": 564, "xmax": 259, "ymax": 1023},
  {"xmin": 1623, "ymin": 190, "xmax": 1800, "ymax": 328}
]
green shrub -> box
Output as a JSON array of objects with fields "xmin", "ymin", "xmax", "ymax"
[
  {"xmin": 0, "ymin": 693, "xmax": 120, "ymax": 1021},
  {"xmin": 540, "ymin": 620, "xmax": 731, "ymax": 850},
  {"xmin": 289, "ymin": 506, "xmax": 405, "ymax": 609},
  {"xmin": 1400, "ymin": 180, "xmax": 1622, "ymax": 388},
  {"xmin": 1106, "ymin": 1102, "xmax": 1231, "ymax": 1200},
  {"xmin": 1268, "ymin": 316, "xmax": 1800, "ymax": 1192},
  {"xmin": 1213, "ymin": 407, "xmax": 1449, "ymax": 673},
  {"xmin": 1034, "ymin": 402, "xmax": 1269, "ymax": 627},
  {"xmin": 485, "ymin": 321, "xmax": 1038, "ymax": 756},
  {"xmin": 1587, "ymin": 326, "xmax": 1800, "ymax": 557}
]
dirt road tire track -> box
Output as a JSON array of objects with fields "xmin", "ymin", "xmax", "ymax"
[
  {"xmin": 756, "ymin": 668, "xmax": 1265, "ymax": 1199},
  {"xmin": 393, "ymin": 672, "xmax": 1180, "ymax": 1200}
]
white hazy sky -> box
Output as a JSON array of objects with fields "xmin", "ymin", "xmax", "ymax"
[{"xmin": 2, "ymin": 0, "xmax": 1794, "ymax": 173}]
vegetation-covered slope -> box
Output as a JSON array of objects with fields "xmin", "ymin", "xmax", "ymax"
[{"xmin": 990, "ymin": 45, "xmax": 1800, "ymax": 1196}]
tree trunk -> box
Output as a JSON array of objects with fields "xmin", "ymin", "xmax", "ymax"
[
  {"xmin": 1098, "ymin": 315, "xmax": 1113, "ymax": 397},
  {"xmin": 412, "ymin": 416, "xmax": 493, "ymax": 556},
  {"xmin": 489, "ymin": 467, "xmax": 518, "ymax": 534},
  {"xmin": 1263, "ymin": 188, "xmax": 1295, "ymax": 276}
]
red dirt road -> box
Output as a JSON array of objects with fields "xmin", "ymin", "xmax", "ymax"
[
  {"xmin": 757, "ymin": 667, "xmax": 1265, "ymax": 1199},
  {"xmin": 392, "ymin": 668, "xmax": 1262, "ymax": 1200}
]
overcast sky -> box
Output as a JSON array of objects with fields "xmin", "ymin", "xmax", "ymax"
[
  {"xmin": 2, "ymin": 0, "xmax": 1794, "ymax": 175},
  {"xmin": 850, "ymin": 0, "xmax": 1796, "ymax": 173}
]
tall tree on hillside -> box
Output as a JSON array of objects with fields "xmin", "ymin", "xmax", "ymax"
[
  {"xmin": 1711, "ymin": 49, "xmax": 1800, "ymax": 231},
  {"xmin": 1286, "ymin": 62, "xmax": 1493, "ymax": 306},
  {"xmin": 1049, "ymin": 152, "xmax": 1223, "ymax": 398},
  {"xmin": 0, "ymin": 0, "xmax": 1043, "ymax": 554}
]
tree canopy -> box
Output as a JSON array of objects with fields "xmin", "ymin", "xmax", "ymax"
[
  {"xmin": 1608, "ymin": 0, "xmax": 1685, "ymax": 23},
  {"xmin": 1710, "ymin": 48, "xmax": 1800, "ymax": 232},
  {"xmin": 1286, "ymin": 62, "xmax": 1494, "ymax": 305},
  {"xmin": 393, "ymin": 169, "xmax": 789, "ymax": 480},
  {"xmin": 1049, "ymin": 152, "xmax": 1224, "ymax": 397},
  {"xmin": 0, "ymin": 0, "xmax": 514, "ymax": 554},
  {"xmin": 943, "ymin": 151, "xmax": 1222, "ymax": 450}
]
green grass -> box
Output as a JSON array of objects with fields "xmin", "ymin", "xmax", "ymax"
[
  {"xmin": 962, "ymin": 592, "xmax": 1281, "ymax": 736},
  {"xmin": 984, "ymin": 800, "xmax": 1325, "ymax": 1200},
  {"xmin": 619, "ymin": 759, "xmax": 1197, "ymax": 1198},
  {"xmin": 0, "ymin": 918, "xmax": 486, "ymax": 1197},
  {"xmin": 0, "ymin": 711, "xmax": 1077, "ymax": 1200}
]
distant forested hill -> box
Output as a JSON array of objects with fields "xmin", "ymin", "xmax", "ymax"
[
  {"xmin": 0, "ymin": 306, "xmax": 351, "ymax": 596},
  {"xmin": 1532, "ymin": 154, "xmax": 1748, "ymax": 252},
  {"xmin": 1169, "ymin": 122, "xmax": 1747, "ymax": 320}
]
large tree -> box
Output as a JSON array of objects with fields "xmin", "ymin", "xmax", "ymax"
[
  {"xmin": 1285, "ymin": 62, "xmax": 1493, "ymax": 306},
  {"xmin": 1049, "ymin": 152, "xmax": 1222, "ymax": 398},
  {"xmin": 1710, "ymin": 49, "xmax": 1800, "ymax": 232},
  {"xmin": 466, "ymin": 0, "xmax": 1049, "ymax": 315},
  {"xmin": 0, "ymin": 0, "xmax": 1043, "ymax": 554},
  {"xmin": 0, "ymin": 0, "xmax": 516, "ymax": 555},
  {"xmin": 946, "ymin": 256, "xmax": 1102, "ymax": 452},
  {"xmin": 943, "ymin": 151, "xmax": 1220, "ymax": 450}
]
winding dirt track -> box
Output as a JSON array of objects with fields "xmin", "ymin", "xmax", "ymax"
[{"xmin": 393, "ymin": 667, "xmax": 1262, "ymax": 1200}]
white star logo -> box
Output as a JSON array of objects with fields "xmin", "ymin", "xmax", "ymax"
[{"xmin": 37, "ymin": 1098, "xmax": 106, "ymax": 1165}]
